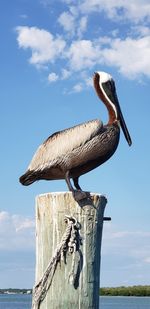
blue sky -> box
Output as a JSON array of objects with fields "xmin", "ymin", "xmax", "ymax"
[{"xmin": 0, "ymin": 0, "xmax": 150, "ymax": 288}]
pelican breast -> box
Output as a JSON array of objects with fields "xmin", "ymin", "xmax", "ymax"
[{"xmin": 28, "ymin": 119, "xmax": 103, "ymax": 171}]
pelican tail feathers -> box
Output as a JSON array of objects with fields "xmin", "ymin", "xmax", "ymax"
[{"xmin": 19, "ymin": 170, "xmax": 41, "ymax": 186}]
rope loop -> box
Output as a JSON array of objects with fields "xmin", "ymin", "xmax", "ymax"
[{"xmin": 32, "ymin": 214, "xmax": 82, "ymax": 309}]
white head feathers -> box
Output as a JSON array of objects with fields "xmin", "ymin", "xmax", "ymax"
[
  {"xmin": 95, "ymin": 71, "xmax": 118, "ymax": 118},
  {"xmin": 96, "ymin": 71, "xmax": 113, "ymax": 83}
]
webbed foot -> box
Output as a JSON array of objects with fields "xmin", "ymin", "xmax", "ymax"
[
  {"xmin": 65, "ymin": 171, "xmax": 87, "ymax": 202},
  {"xmin": 73, "ymin": 190, "xmax": 87, "ymax": 202}
]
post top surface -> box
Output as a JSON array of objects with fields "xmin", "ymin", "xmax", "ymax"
[{"xmin": 37, "ymin": 191, "xmax": 106, "ymax": 198}]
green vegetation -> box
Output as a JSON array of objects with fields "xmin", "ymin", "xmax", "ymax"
[
  {"xmin": 0, "ymin": 288, "xmax": 32, "ymax": 294},
  {"xmin": 100, "ymin": 286, "xmax": 150, "ymax": 297}
]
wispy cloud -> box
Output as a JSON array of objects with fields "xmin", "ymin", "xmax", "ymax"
[
  {"xmin": 48, "ymin": 72, "xmax": 59, "ymax": 83},
  {"xmin": 58, "ymin": 11, "xmax": 76, "ymax": 36},
  {"xmin": 65, "ymin": 0, "xmax": 150, "ymax": 22},
  {"xmin": 0, "ymin": 211, "xmax": 35, "ymax": 251},
  {"xmin": 19, "ymin": 14, "xmax": 28, "ymax": 19},
  {"xmin": 101, "ymin": 223, "xmax": 150, "ymax": 285},
  {"xmin": 61, "ymin": 68, "xmax": 71, "ymax": 80},
  {"xmin": 77, "ymin": 16, "xmax": 88, "ymax": 38},
  {"xmin": 58, "ymin": 5, "xmax": 87, "ymax": 38},
  {"xmin": 102, "ymin": 223, "xmax": 150, "ymax": 261},
  {"xmin": 72, "ymin": 83, "xmax": 83, "ymax": 93}
]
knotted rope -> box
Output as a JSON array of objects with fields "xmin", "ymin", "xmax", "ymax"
[{"xmin": 32, "ymin": 215, "xmax": 81, "ymax": 309}]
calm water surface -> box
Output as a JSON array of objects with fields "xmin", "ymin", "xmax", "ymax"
[
  {"xmin": 0, "ymin": 294, "xmax": 32, "ymax": 308},
  {"xmin": 100, "ymin": 296, "xmax": 150, "ymax": 308},
  {"xmin": 0, "ymin": 294, "xmax": 150, "ymax": 308}
]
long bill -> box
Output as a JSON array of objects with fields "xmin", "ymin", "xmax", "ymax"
[
  {"xmin": 113, "ymin": 92, "xmax": 132, "ymax": 146},
  {"xmin": 93, "ymin": 73, "xmax": 132, "ymax": 146},
  {"xmin": 119, "ymin": 107, "xmax": 132, "ymax": 146},
  {"xmin": 110, "ymin": 84, "xmax": 132, "ymax": 146},
  {"xmin": 108, "ymin": 82, "xmax": 132, "ymax": 146}
]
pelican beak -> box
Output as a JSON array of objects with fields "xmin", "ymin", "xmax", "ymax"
[
  {"xmin": 113, "ymin": 90, "xmax": 132, "ymax": 146},
  {"xmin": 103, "ymin": 80, "xmax": 132, "ymax": 146},
  {"xmin": 118, "ymin": 105, "xmax": 132, "ymax": 146},
  {"xmin": 94, "ymin": 73, "xmax": 132, "ymax": 146}
]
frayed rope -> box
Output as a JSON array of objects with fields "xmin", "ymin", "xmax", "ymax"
[{"xmin": 32, "ymin": 215, "xmax": 81, "ymax": 309}]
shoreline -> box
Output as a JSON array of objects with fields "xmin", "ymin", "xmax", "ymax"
[{"xmin": 100, "ymin": 286, "xmax": 150, "ymax": 297}]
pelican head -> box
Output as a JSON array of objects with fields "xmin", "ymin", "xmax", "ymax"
[{"xmin": 94, "ymin": 71, "xmax": 132, "ymax": 146}]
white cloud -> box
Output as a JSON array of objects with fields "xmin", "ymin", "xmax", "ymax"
[
  {"xmin": 85, "ymin": 76, "xmax": 93, "ymax": 87},
  {"xmin": 67, "ymin": 39, "xmax": 101, "ymax": 71},
  {"xmin": 102, "ymin": 224, "xmax": 150, "ymax": 261},
  {"xmin": 13, "ymin": 215, "xmax": 35, "ymax": 232},
  {"xmin": 58, "ymin": 11, "xmax": 75, "ymax": 35},
  {"xmin": 79, "ymin": 0, "xmax": 150, "ymax": 22},
  {"xmin": 0, "ymin": 211, "xmax": 35, "ymax": 250},
  {"xmin": 77, "ymin": 16, "xmax": 88, "ymax": 38},
  {"xmin": 48, "ymin": 72, "xmax": 59, "ymax": 82},
  {"xmin": 16, "ymin": 1, "xmax": 150, "ymax": 86},
  {"xmin": 61, "ymin": 68, "xmax": 71, "ymax": 79},
  {"xmin": 72, "ymin": 83, "xmax": 83, "ymax": 92},
  {"xmin": 102, "ymin": 36, "xmax": 150, "ymax": 78},
  {"xmin": 100, "ymin": 223, "xmax": 150, "ymax": 286},
  {"xmin": 58, "ymin": 8, "xmax": 87, "ymax": 38},
  {"xmin": 61, "ymin": 0, "xmax": 150, "ymax": 23},
  {"xmin": 16, "ymin": 26, "xmax": 66, "ymax": 65},
  {"xmin": 66, "ymin": 35, "xmax": 150, "ymax": 79},
  {"xmin": 131, "ymin": 25, "xmax": 150, "ymax": 36},
  {"xmin": 16, "ymin": 26, "xmax": 150, "ymax": 81}
]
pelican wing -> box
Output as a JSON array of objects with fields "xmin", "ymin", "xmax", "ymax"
[{"xmin": 28, "ymin": 119, "xmax": 103, "ymax": 171}]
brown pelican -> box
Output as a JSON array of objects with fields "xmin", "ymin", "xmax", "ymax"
[{"xmin": 19, "ymin": 71, "xmax": 132, "ymax": 201}]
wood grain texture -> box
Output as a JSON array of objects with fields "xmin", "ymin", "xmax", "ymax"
[{"xmin": 34, "ymin": 192, "xmax": 107, "ymax": 309}]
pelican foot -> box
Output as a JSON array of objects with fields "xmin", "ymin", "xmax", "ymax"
[{"xmin": 73, "ymin": 190, "xmax": 87, "ymax": 202}]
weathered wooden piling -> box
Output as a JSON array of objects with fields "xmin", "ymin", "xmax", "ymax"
[{"xmin": 32, "ymin": 192, "xmax": 107, "ymax": 309}]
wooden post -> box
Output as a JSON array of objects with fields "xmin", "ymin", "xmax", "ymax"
[{"xmin": 33, "ymin": 192, "xmax": 107, "ymax": 309}]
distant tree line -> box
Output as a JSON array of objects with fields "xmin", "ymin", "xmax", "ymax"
[
  {"xmin": 100, "ymin": 286, "xmax": 150, "ymax": 297},
  {"xmin": 0, "ymin": 288, "xmax": 32, "ymax": 294}
]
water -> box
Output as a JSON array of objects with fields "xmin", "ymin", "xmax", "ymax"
[
  {"xmin": 100, "ymin": 296, "xmax": 150, "ymax": 309},
  {"xmin": 0, "ymin": 295, "xmax": 150, "ymax": 308},
  {"xmin": 0, "ymin": 294, "xmax": 32, "ymax": 309}
]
